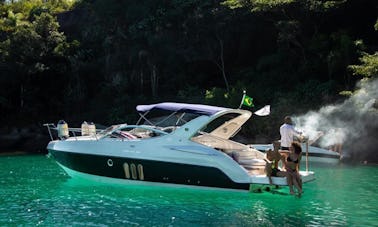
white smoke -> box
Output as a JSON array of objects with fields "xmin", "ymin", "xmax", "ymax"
[{"xmin": 293, "ymin": 78, "xmax": 378, "ymax": 155}]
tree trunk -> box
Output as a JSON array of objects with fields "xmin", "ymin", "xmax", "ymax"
[
  {"xmin": 140, "ymin": 70, "xmax": 144, "ymax": 94},
  {"xmin": 151, "ymin": 64, "xmax": 158, "ymax": 97},
  {"xmin": 20, "ymin": 84, "xmax": 24, "ymax": 110},
  {"xmin": 214, "ymin": 36, "xmax": 229, "ymax": 93}
]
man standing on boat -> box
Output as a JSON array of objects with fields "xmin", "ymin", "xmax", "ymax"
[{"xmin": 279, "ymin": 116, "xmax": 303, "ymax": 151}]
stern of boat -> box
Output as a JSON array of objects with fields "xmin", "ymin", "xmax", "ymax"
[
  {"xmin": 299, "ymin": 170, "xmax": 315, "ymax": 183},
  {"xmin": 248, "ymin": 170, "xmax": 315, "ymax": 186}
]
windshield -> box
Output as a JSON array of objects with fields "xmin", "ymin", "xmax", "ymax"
[
  {"xmin": 201, "ymin": 113, "xmax": 240, "ymax": 134},
  {"xmin": 97, "ymin": 124, "xmax": 124, "ymax": 136},
  {"xmin": 139, "ymin": 110, "xmax": 200, "ymax": 127}
]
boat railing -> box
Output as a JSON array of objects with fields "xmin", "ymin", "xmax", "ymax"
[
  {"xmin": 43, "ymin": 123, "xmax": 171, "ymax": 141},
  {"xmin": 43, "ymin": 123, "xmax": 102, "ymax": 141}
]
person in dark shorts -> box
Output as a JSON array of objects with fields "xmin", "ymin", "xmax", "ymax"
[
  {"xmin": 265, "ymin": 141, "xmax": 283, "ymax": 184},
  {"xmin": 279, "ymin": 116, "xmax": 302, "ymax": 151}
]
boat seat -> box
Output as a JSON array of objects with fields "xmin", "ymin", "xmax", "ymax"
[
  {"xmin": 238, "ymin": 159, "xmax": 265, "ymax": 166},
  {"xmin": 119, "ymin": 131, "xmax": 138, "ymax": 139},
  {"xmin": 237, "ymin": 157, "xmax": 266, "ymax": 175}
]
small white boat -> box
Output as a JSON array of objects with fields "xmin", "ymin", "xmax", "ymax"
[
  {"xmin": 45, "ymin": 102, "xmax": 315, "ymax": 191},
  {"xmin": 251, "ymin": 144, "xmax": 340, "ymax": 165}
]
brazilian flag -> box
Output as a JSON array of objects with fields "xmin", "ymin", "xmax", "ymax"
[{"xmin": 242, "ymin": 95, "xmax": 254, "ymax": 107}]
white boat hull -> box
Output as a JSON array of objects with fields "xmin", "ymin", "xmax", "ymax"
[
  {"xmin": 56, "ymin": 158, "xmax": 315, "ymax": 190},
  {"xmin": 250, "ymin": 170, "xmax": 315, "ymax": 185},
  {"xmin": 45, "ymin": 102, "xmax": 317, "ymax": 192}
]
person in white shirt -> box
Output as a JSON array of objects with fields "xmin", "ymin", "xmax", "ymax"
[{"xmin": 279, "ymin": 116, "xmax": 302, "ymax": 151}]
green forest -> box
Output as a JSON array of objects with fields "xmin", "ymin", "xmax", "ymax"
[{"xmin": 0, "ymin": 0, "xmax": 377, "ymax": 159}]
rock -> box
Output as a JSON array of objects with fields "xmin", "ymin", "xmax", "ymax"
[{"xmin": 0, "ymin": 125, "xmax": 50, "ymax": 154}]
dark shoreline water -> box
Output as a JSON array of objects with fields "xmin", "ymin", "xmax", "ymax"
[{"xmin": 1, "ymin": 154, "xmax": 378, "ymax": 226}]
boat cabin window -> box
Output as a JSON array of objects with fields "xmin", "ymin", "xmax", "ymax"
[{"xmin": 201, "ymin": 113, "xmax": 240, "ymax": 134}]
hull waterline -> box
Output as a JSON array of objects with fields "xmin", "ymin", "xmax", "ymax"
[{"xmin": 49, "ymin": 149, "xmax": 251, "ymax": 191}]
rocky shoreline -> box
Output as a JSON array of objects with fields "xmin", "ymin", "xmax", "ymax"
[{"xmin": 0, "ymin": 125, "xmax": 50, "ymax": 155}]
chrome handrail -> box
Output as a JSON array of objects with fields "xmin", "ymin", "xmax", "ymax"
[
  {"xmin": 43, "ymin": 123, "xmax": 101, "ymax": 141},
  {"xmin": 43, "ymin": 123, "xmax": 55, "ymax": 141}
]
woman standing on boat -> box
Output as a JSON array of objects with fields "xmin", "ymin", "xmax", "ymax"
[{"xmin": 282, "ymin": 142, "xmax": 303, "ymax": 195}]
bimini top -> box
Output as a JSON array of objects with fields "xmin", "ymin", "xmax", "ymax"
[{"xmin": 136, "ymin": 102, "xmax": 228, "ymax": 116}]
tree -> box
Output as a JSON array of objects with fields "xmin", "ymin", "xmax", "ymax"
[
  {"xmin": 349, "ymin": 19, "xmax": 378, "ymax": 79},
  {"xmin": 0, "ymin": 12, "xmax": 78, "ymax": 118},
  {"xmin": 349, "ymin": 52, "xmax": 378, "ymax": 79}
]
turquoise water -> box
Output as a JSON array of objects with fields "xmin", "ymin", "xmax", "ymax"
[{"xmin": 0, "ymin": 155, "xmax": 377, "ymax": 226}]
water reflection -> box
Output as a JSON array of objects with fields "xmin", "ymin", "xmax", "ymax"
[{"xmin": 1, "ymin": 155, "xmax": 377, "ymax": 226}]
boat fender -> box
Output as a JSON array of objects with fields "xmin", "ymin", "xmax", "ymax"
[
  {"xmin": 88, "ymin": 122, "xmax": 96, "ymax": 136},
  {"xmin": 57, "ymin": 120, "xmax": 69, "ymax": 139},
  {"xmin": 81, "ymin": 121, "xmax": 89, "ymax": 136}
]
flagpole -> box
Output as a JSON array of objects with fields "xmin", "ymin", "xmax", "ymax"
[{"xmin": 239, "ymin": 90, "xmax": 246, "ymax": 109}]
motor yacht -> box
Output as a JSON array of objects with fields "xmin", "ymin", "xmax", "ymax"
[{"xmin": 45, "ymin": 102, "xmax": 315, "ymax": 191}]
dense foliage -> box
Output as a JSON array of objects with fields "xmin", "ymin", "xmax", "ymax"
[{"xmin": 0, "ymin": 0, "xmax": 377, "ymax": 143}]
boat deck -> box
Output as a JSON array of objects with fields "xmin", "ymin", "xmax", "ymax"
[{"xmin": 249, "ymin": 170, "xmax": 315, "ymax": 185}]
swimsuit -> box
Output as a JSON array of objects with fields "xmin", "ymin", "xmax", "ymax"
[
  {"xmin": 271, "ymin": 168, "xmax": 280, "ymax": 176},
  {"xmin": 287, "ymin": 156, "xmax": 299, "ymax": 163},
  {"xmin": 286, "ymin": 156, "xmax": 298, "ymax": 172}
]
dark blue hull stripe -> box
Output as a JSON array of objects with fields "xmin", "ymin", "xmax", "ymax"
[{"xmin": 49, "ymin": 150, "xmax": 250, "ymax": 190}]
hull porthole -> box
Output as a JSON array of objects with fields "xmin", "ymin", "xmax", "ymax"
[
  {"xmin": 107, "ymin": 159, "xmax": 113, "ymax": 167},
  {"xmin": 130, "ymin": 163, "xmax": 137, "ymax": 179},
  {"xmin": 123, "ymin": 163, "xmax": 130, "ymax": 179},
  {"xmin": 137, "ymin": 164, "xmax": 144, "ymax": 180}
]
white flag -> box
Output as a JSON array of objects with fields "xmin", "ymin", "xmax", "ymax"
[{"xmin": 254, "ymin": 105, "xmax": 270, "ymax": 116}]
